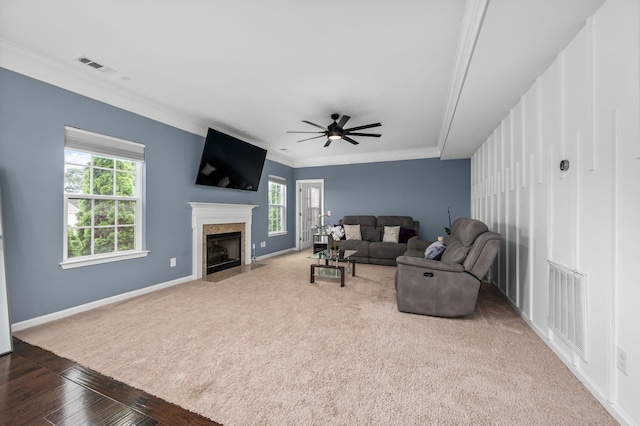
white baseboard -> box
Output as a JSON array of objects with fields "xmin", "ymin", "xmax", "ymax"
[
  {"xmin": 11, "ymin": 248, "xmax": 296, "ymax": 331},
  {"xmin": 489, "ymin": 282, "xmax": 632, "ymax": 426},
  {"xmin": 11, "ymin": 275, "xmax": 195, "ymax": 332},
  {"xmin": 255, "ymin": 247, "xmax": 297, "ymax": 261}
]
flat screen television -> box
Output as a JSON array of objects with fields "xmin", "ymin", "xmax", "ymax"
[{"xmin": 195, "ymin": 128, "xmax": 267, "ymax": 191}]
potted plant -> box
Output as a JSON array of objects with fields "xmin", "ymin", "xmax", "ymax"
[{"xmin": 445, "ymin": 207, "xmax": 452, "ymax": 236}]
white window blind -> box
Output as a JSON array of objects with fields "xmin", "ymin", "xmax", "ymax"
[{"xmin": 64, "ymin": 126, "xmax": 145, "ymax": 162}]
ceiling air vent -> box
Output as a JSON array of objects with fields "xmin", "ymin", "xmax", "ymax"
[{"xmin": 76, "ymin": 56, "xmax": 121, "ymax": 77}]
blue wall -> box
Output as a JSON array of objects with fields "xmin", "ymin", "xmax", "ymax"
[
  {"xmin": 0, "ymin": 67, "xmax": 469, "ymax": 324},
  {"xmin": 294, "ymin": 158, "xmax": 470, "ymax": 241},
  {"xmin": 0, "ymin": 68, "xmax": 295, "ymax": 323}
]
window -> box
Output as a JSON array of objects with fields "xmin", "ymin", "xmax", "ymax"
[
  {"xmin": 268, "ymin": 175, "xmax": 286, "ymax": 235},
  {"xmin": 61, "ymin": 127, "xmax": 148, "ymax": 269}
]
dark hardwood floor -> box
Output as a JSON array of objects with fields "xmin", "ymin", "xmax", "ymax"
[{"xmin": 0, "ymin": 338, "xmax": 221, "ymax": 425}]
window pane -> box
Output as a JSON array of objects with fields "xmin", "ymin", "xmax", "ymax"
[
  {"xmin": 70, "ymin": 198, "xmax": 93, "ymax": 228},
  {"xmin": 64, "ymin": 149, "xmax": 91, "ymax": 166},
  {"xmin": 67, "ymin": 227, "xmax": 91, "ymax": 258},
  {"xmin": 116, "ymin": 159, "xmax": 135, "ymax": 171},
  {"xmin": 94, "ymin": 227, "xmax": 115, "ymax": 254},
  {"xmin": 117, "ymin": 201, "xmax": 136, "ymax": 225},
  {"xmin": 269, "ymin": 183, "xmax": 282, "ymax": 204},
  {"xmin": 93, "ymin": 156, "xmax": 114, "ymax": 169},
  {"xmin": 64, "ymin": 165, "xmax": 88, "ymax": 194},
  {"xmin": 93, "ymin": 168, "xmax": 114, "ymax": 195},
  {"xmin": 116, "ymin": 171, "xmax": 136, "ymax": 196},
  {"xmin": 117, "ymin": 226, "xmax": 135, "ymax": 251},
  {"xmin": 94, "ymin": 200, "xmax": 115, "ymax": 226},
  {"xmin": 269, "ymin": 206, "xmax": 282, "ymax": 233}
]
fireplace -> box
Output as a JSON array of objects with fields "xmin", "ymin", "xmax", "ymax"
[
  {"xmin": 189, "ymin": 203, "xmax": 258, "ymax": 279},
  {"xmin": 206, "ymin": 232, "xmax": 241, "ymax": 274}
]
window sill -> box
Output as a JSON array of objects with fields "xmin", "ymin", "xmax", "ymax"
[
  {"xmin": 268, "ymin": 231, "xmax": 288, "ymax": 237},
  {"xmin": 59, "ymin": 250, "xmax": 150, "ymax": 269}
]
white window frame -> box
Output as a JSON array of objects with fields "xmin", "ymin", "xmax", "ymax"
[
  {"xmin": 268, "ymin": 175, "xmax": 287, "ymax": 236},
  {"xmin": 60, "ymin": 127, "xmax": 149, "ymax": 269}
]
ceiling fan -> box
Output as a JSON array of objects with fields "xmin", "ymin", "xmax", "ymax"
[{"xmin": 286, "ymin": 113, "xmax": 382, "ymax": 147}]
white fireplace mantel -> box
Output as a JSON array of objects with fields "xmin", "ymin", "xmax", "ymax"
[{"xmin": 189, "ymin": 202, "xmax": 258, "ymax": 278}]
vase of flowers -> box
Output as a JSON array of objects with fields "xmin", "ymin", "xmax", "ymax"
[{"xmin": 328, "ymin": 225, "xmax": 344, "ymax": 258}]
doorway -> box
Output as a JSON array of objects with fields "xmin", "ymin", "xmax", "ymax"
[{"xmin": 296, "ymin": 179, "xmax": 324, "ymax": 250}]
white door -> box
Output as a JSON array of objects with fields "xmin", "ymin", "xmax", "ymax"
[
  {"xmin": 297, "ymin": 180, "xmax": 324, "ymax": 250},
  {"xmin": 0, "ymin": 189, "xmax": 12, "ymax": 355}
]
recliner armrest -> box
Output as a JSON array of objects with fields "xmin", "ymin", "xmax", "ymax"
[
  {"xmin": 406, "ymin": 237, "xmax": 431, "ymax": 252},
  {"xmin": 396, "ymin": 255, "xmax": 465, "ymax": 273}
]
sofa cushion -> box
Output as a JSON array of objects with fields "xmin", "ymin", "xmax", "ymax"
[
  {"xmin": 440, "ymin": 236, "xmax": 467, "ymax": 265},
  {"xmin": 342, "ymin": 215, "xmax": 376, "ymax": 227},
  {"xmin": 369, "ymin": 242, "xmax": 407, "ymax": 260},
  {"xmin": 398, "ymin": 227, "xmax": 416, "ymax": 244},
  {"xmin": 344, "ymin": 224, "xmax": 362, "ymax": 240},
  {"xmin": 456, "ymin": 219, "xmax": 489, "ymax": 246},
  {"xmin": 382, "ymin": 226, "xmax": 400, "ymax": 243},
  {"xmin": 338, "ymin": 239, "xmax": 369, "ymax": 256},
  {"xmin": 361, "ymin": 226, "xmax": 382, "ymax": 242}
]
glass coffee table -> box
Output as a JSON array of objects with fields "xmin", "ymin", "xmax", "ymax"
[{"xmin": 308, "ymin": 249, "xmax": 357, "ymax": 287}]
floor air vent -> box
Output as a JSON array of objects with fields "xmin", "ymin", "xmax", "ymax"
[{"xmin": 548, "ymin": 261, "xmax": 587, "ymax": 361}]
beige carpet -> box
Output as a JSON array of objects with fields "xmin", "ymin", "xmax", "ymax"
[{"xmin": 15, "ymin": 251, "xmax": 615, "ymax": 425}]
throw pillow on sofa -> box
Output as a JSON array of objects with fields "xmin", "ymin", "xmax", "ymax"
[
  {"xmin": 382, "ymin": 226, "xmax": 400, "ymax": 243},
  {"xmin": 344, "ymin": 224, "xmax": 362, "ymax": 240},
  {"xmin": 424, "ymin": 241, "xmax": 445, "ymax": 260},
  {"xmin": 398, "ymin": 227, "xmax": 416, "ymax": 244}
]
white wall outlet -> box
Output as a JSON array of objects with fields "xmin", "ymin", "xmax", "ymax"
[
  {"xmin": 252, "ymin": 243, "xmax": 256, "ymax": 249},
  {"xmin": 170, "ymin": 257, "xmax": 176, "ymax": 267},
  {"xmin": 260, "ymin": 241, "xmax": 266, "ymax": 248},
  {"xmin": 617, "ymin": 346, "xmax": 628, "ymax": 376}
]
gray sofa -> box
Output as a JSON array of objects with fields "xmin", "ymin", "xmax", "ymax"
[
  {"xmin": 336, "ymin": 215, "xmax": 419, "ymax": 266},
  {"xmin": 395, "ymin": 218, "xmax": 500, "ymax": 317}
]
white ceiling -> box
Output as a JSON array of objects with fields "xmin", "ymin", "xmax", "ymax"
[{"xmin": 0, "ymin": 0, "xmax": 605, "ymax": 167}]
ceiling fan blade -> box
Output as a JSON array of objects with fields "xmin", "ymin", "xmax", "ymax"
[
  {"xmin": 346, "ymin": 132, "xmax": 382, "ymax": 137},
  {"xmin": 324, "ymin": 139, "xmax": 332, "ymax": 147},
  {"xmin": 337, "ymin": 115, "xmax": 351, "ymax": 128},
  {"xmin": 343, "ymin": 122, "xmax": 382, "ymax": 132},
  {"xmin": 302, "ymin": 120, "xmax": 328, "ymax": 130},
  {"xmin": 286, "ymin": 131, "xmax": 325, "ymax": 134},
  {"xmin": 342, "ymin": 136, "xmax": 359, "ymax": 145},
  {"xmin": 297, "ymin": 135, "xmax": 327, "ymax": 142}
]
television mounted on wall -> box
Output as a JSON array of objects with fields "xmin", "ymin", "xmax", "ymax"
[{"xmin": 195, "ymin": 128, "xmax": 267, "ymax": 192}]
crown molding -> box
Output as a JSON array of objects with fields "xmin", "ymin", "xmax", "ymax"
[
  {"xmin": 265, "ymin": 150, "xmax": 295, "ymax": 167},
  {"xmin": 437, "ymin": 0, "xmax": 489, "ymax": 152},
  {"xmin": 292, "ymin": 147, "xmax": 441, "ymax": 168}
]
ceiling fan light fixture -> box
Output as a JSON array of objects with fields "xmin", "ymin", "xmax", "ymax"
[
  {"xmin": 288, "ymin": 113, "xmax": 381, "ymax": 146},
  {"xmin": 328, "ymin": 131, "xmax": 342, "ymax": 140}
]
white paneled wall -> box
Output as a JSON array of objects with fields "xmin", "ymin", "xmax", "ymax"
[{"xmin": 471, "ymin": 0, "xmax": 640, "ymax": 423}]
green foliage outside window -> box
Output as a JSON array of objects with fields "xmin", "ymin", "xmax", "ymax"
[
  {"xmin": 268, "ymin": 181, "xmax": 285, "ymax": 233},
  {"xmin": 65, "ymin": 153, "xmax": 137, "ymax": 258}
]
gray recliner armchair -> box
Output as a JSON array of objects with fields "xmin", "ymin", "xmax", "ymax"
[{"xmin": 394, "ymin": 218, "xmax": 501, "ymax": 317}]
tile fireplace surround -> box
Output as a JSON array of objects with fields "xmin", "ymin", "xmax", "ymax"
[{"xmin": 189, "ymin": 203, "xmax": 258, "ymax": 279}]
